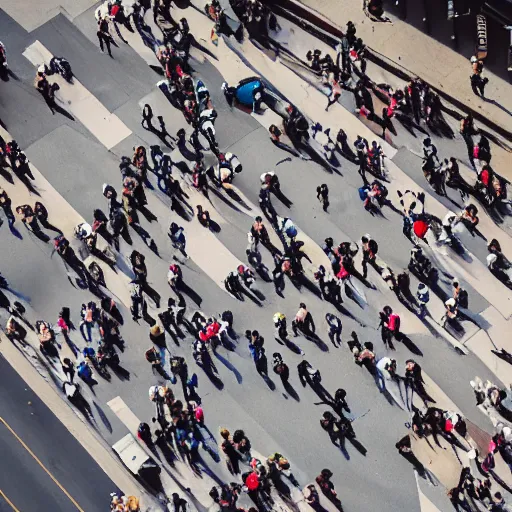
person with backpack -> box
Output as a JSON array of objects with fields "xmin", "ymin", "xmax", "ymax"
[
  {"xmin": 316, "ymin": 184, "xmax": 330, "ymax": 212},
  {"xmin": 272, "ymin": 352, "xmax": 290, "ymax": 386},
  {"xmin": 361, "ymin": 234, "xmax": 380, "ymax": 279},
  {"xmin": 325, "ymin": 313, "xmax": 342, "ymax": 347},
  {"xmin": 297, "ymin": 360, "xmax": 321, "ymax": 388},
  {"xmin": 379, "ymin": 305, "xmax": 400, "ymax": 350},
  {"xmin": 315, "ymin": 468, "xmax": 343, "ymax": 509},
  {"xmin": 129, "ymin": 281, "xmax": 145, "ymax": 321},
  {"xmin": 292, "ymin": 303, "xmax": 315, "ymax": 337},
  {"xmin": 248, "ymin": 335, "xmax": 268, "ymax": 377},
  {"xmin": 453, "ymin": 280, "xmax": 469, "ymax": 310},
  {"xmin": 404, "ymin": 359, "xmax": 435, "ymax": 406},
  {"xmin": 145, "ymin": 346, "xmax": 170, "ymax": 379}
]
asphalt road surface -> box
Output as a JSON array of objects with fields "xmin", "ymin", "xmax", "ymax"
[
  {"xmin": 0, "ymin": 3, "xmax": 511, "ymax": 512},
  {"xmin": 0, "ymin": 354, "xmax": 116, "ymax": 512}
]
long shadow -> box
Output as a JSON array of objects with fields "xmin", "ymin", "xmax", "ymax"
[
  {"xmin": 275, "ymin": 336, "xmax": 304, "ymax": 355},
  {"xmin": 208, "ymin": 186, "xmax": 243, "ymax": 214},
  {"xmin": 483, "ymin": 98, "xmax": 512, "ymax": 117},
  {"xmin": 346, "ymin": 436, "xmax": 368, "ymax": 456},
  {"xmin": 239, "ymin": 286, "xmax": 262, "ymax": 307},
  {"xmin": 283, "ymin": 381, "xmax": 300, "ymax": 401},
  {"xmin": 312, "ymin": 382, "xmax": 333, "ymax": 403},
  {"xmin": 52, "ymin": 100, "xmax": 75, "ymax": 121},
  {"xmin": 296, "ymin": 273, "xmax": 322, "ymax": 298},
  {"xmin": 396, "ymin": 333, "xmax": 423, "ymax": 356},
  {"xmin": 0, "ymin": 166, "xmax": 14, "ymax": 183},
  {"xmin": 177, "ymin": 281, "xmax": 202, "ymax": 307},
  {"xmin": 199, "ymin": 365, "xmax": 224, "ymax": 390},
  {"xmin": 111, "ymin": 364, "xmax": 131, "ymax": 380},
  {"xmin": 213, "ymin": 350, "xmax": 243, "ymax": 383},
  {"xmin": 273, "ymin": 188, "xmax": 293, "ymax": 208},
  {"xmin": 262, "ymin": 374, "xmax": 276, "ymax": 390},
  {"xmin": 305, "ymin": 333, "xmax": 329, "ymax": 352},
  {"xmin": 93, "ymin": 401, "xmax": 113, "ymax": 433}
]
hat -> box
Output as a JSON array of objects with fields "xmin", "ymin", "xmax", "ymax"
[
  {"xmin": 470, "ymin": 56, "xmax": 478, "ymax": 63},
  {"xmin": 150, "ymin": 325, "xmax": 163, "ymax": 336},
  {"xmin": 75, "ymin": 222, "xmax": 92, "ymax": 238}
]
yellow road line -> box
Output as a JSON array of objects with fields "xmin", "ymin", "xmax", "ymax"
[
  {"xmin": 0, "ymin": 490, "xmax": 21, "ymax": 512},
  {"xmin": 0, "ymin": 417, "xmax": 85, "ymax": 511}
]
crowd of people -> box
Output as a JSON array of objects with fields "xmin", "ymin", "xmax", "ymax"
[{"xmin": 1, "ymin": 0, "xmax": 512, "ymax": 511}]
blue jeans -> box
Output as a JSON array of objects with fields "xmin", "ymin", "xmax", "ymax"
[{"xmin": 80, "ymin": 321, "xmax": 93, "ymax": 342}]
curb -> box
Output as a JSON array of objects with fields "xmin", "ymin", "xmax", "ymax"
[{"xmin": 259, "ymin": 0, "xmax": 512, "ymax": 143}]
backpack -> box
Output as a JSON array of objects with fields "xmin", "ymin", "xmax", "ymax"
[
  {"xmin": 145, "ymin": 348, "xmax": 159, "ymax": 363},
  {"xmin": 388, "ymin": 313, "xmax": 401, "ymax": 332},
  {"xmin": 457, "ymin": 289, "xmax": 469, "ymax": 309},
  {"xmin": 358, "ymin": 186, "xmax": 369, "ymax": 201}
]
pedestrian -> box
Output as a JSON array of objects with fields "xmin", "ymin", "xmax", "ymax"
[
  {"xmin": 361, "ymin": 234, "xmax": 380, "ymax": 279},
  {"xmin": 137, "ymin": 422, "xmax": 153, "ymax": 447},
  {"xmin": 396, "ymin": 435, "xmax": 426, "ymax": 475},
  {"xmin": 316, "ymin": 184, "xmax": 330, "ymax": 212},
  {"xmin": 34, "ymin": 201, "xmax": 62, "ymax": 234},
  {"xmin": 61, "ymin": 357, "xmax": 75, "ymax": 383},
  {"xmin": 316, "ymin": 468, "xmax": 343, "ymax": 510},
  {"xmin": 292, "ymin": 303, "xmax": 316, "ymax": 337},
  {"xmin": 470, "ymin": 56, "xmax": 488, "ymax": 98},
  {"xmin": 16, "ymin": 204, "xmax": 50, "ymax": 242},
  {"xmin": 460, "ymin": 113, "xmax": 477, "ymax": 166},
  {"xmin": 79, "ymin": 301, "xmax": 97, "ymax": 342},
  {"xmin": 379, "ymin": 305, "xmax": 399, "ymax": 350},
  {"xmin": 325, "ymin": 313, "xmax": 342, "ymax": 347},
  {"xmin": 141, "ymin": 103, "xmax": 154, "ymax": 130},
  {"xmin": 298, "ymin": 360, "xmax": 321, "ymax": 388},
  {"xmin": 272, "ymin": 352, "xmax": 290, "ymax": 386},
  {"xmin": 97, "ymin": 16, "xmax": 114, "ymax": 57},
  {"xmin": 171, "ymin": 493, "xmax": 188, "ymax": 512},
  {"xmin": 169, "ymin": 222, "xmax": 187, "ymax": 255},
  {"xmin": 130, "ymin": 250, "xmax": 160, "ymax": 308},
  {"xmin": 404, "ymin": 359, "xmax": 435, "ymax": 405},
  {"xmin": 220, "ymin": 428, "xmax": 241, "ymax": 474},
  {"xmin": 251, "ymin": 216, "xmax": 280, "ymax": 256},
  {"xmin": 129, "ymin": 281, "xmax": 145, "ymax": 321},
  {"xmin": 304, "ymin": 484, "xmax": 323, "ymax": 511},
  {"xmin": 145, "ymin": 346, "xmax": 170, "ymax": 379},
  {"xmin": 0, "ymin": 187, "xmax": 15, "ymax": 225}
]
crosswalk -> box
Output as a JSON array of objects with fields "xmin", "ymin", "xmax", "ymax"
[
  {"xmin": 4, "ymin": 4, "xmax": 512, "ymax": 510},
  {"xmin": 23, "ymin": 40, "xmax": 132, "ymax": 150}
]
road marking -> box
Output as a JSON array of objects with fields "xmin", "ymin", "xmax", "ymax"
[
  {"xmin": 22, "ymin": 40, "xmax": 132, "ymax": 150},
  {"xmin": 0, "ymin": 490, "xmax": 21, "ymax": 512},
  {"xmin": 0, "ymin": 417, "xmax": 85, "ymax": 512}
]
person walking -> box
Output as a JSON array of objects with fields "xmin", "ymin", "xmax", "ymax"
[
  {"xmin": 292, "ymin": 303, "xmax": 316, "ymax": 337},
  {"xmin": 316, "ymin": 184, "xmax": 330, "ymax": 212},
  {"xmin": 220, "ymin": 428, "xmax": 241, "ymax": 475},
  {"xmin": 272, "ymin": 352, "xmax": 290, "ymax": 386},
  {"xmin": 460, "ymin": 113, "xmax": 477, "ymax": 166},
  {"xmin": 470, "ymin": 56, "xmax": 488, "ymax": 98},
  {"xmin": 34, "ymin": 201, "xmax": 62, "ymax": 234},
  {"xmin": 130, "ymin": 250, "xmax": 160, "ymax": 308},
  {"xmin": 361, "ymin": 234, "xmax": 380, "ymax": 279},
  {"xmin": 97, "ymin": 16, "xmax": 114, "ymax": 57},
  {"xmin": 379, "ymin": 305, "xmax": 399, "ymax": 350},
  {"xmin": 0, "ymin": 187, "xmax": 15, "ymax": 225},
  {"xmin": 316, "ymin": 469, "xmax": 343, "ymax": 510}
]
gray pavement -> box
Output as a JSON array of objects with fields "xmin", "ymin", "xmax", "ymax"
[
  {"xmin": 0, "ymin": 353, "xmax": 116, "ymax": 511},
  {"xmin": 0, "ymin": 4, "xmax": 511, "ymax": 512}
]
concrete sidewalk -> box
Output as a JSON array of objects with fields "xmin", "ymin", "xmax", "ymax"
[{"xmin": 295, "ymin": 0, "xmax": 512, "ymax": 136}]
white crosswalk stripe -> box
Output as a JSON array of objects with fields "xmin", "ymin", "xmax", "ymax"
[{"xmin": 23, "ymin": 40, "xmax": 132, "ymax": 150}]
